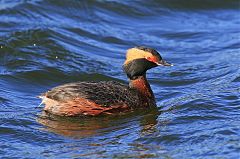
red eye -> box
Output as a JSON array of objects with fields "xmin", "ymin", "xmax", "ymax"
[
  {"xmin": 146, "ymin": 57, "xmax": 151, "ymax": 60},
  {"xmin": 146, "ymin": 56, "xmax": 155, "ymax": 62},
  {"xmin": 146, "ymin": 56, "xmax": 157, "ymax": 63}
]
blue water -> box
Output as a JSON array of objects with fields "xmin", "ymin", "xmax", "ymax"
[{"xmin": 0, "ymin": 0, "xmax": 240, "ymax": 158}]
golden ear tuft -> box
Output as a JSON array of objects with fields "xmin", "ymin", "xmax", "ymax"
[{"xmin": 124, "ymin": 48, "xmax": 153, "ymax": 64}]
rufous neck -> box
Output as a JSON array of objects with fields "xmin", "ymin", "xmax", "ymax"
[{"xmin": 129, "ymin": 75, "xmax": 155, "ymax": 100}]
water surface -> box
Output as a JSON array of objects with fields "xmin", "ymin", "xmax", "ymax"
[{"xmin": 0, "ymin": 0, "xmax": 240, "ymax": 158}]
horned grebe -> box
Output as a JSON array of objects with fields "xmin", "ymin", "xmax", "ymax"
[{"xmin": 39, "ymin": 46, "xmax": 172, "ymax": 116}]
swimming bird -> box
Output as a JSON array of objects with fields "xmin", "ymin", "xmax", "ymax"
[{"xmin": 39, "ymin": 46, "xmax": 172, "ymax": 116}]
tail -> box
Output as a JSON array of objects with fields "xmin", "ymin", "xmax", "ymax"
[{"xmin": 37, "ymin": 95, "xmax": 46, "ymax": 108}]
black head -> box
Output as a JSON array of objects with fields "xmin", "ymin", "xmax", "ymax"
[{"xmin": 123, "ymin": 46, "xmax": 172, "ymax": 80}]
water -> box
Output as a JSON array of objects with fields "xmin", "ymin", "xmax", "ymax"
[{"xmin": 0, "ymin": 0, "xmax": 240, "ymax": 158}]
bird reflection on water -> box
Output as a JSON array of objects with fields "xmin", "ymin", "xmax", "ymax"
[{"xmin": 37, "ymin": 108, "xmax": 161, "ymax": 139}]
